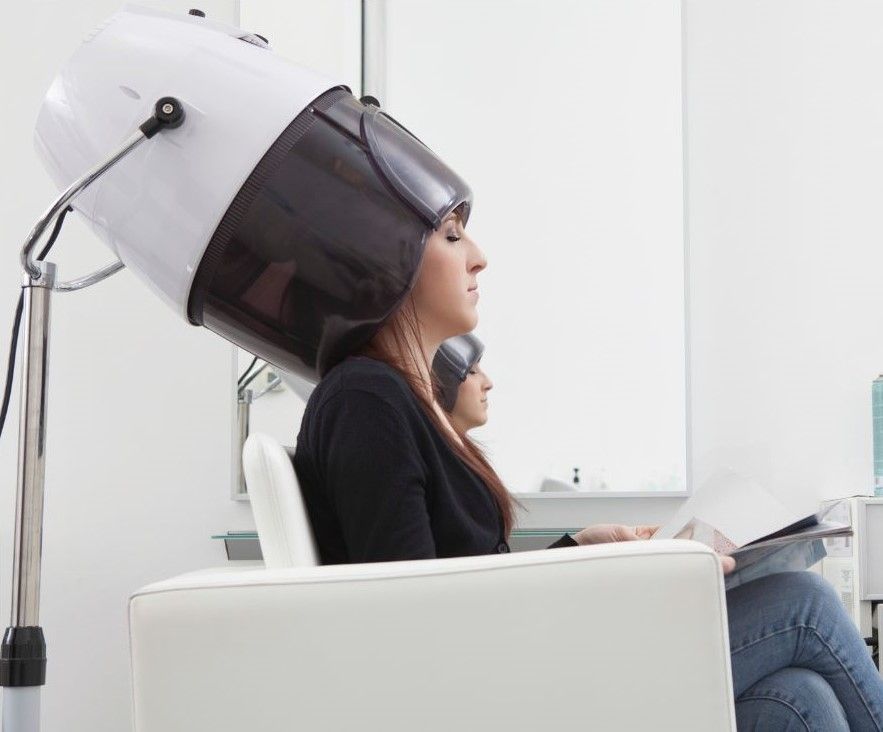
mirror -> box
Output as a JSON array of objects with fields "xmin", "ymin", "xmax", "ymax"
[{"xmin": 233, "ymin": 0, "xmax": 687, "ymax": 497}]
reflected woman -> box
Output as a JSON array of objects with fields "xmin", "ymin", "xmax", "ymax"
[{"xmin": 432, "ymin": 333, "xmax": 492, "ymax": 436}]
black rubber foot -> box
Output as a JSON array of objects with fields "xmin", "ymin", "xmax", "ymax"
[{"xmin": 0, "ymin": 626, "xmax": 46, "ymax": 687}]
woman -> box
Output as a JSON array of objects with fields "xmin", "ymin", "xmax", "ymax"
[{"xmin": 292, "ymin": 104, "xmax": 883, "ymax": 730}]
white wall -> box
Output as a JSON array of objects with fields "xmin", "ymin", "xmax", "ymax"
[
  {"xmin": 0, "ymin": 3, "xmax": 252, "ymax": 730},
  {"xmin": 520, "ymin": 0, "xmax": 883, "ymax": 529},
  {"xmin": 685, "ymin": 0, "xmax": 883, "ymax": 508}
]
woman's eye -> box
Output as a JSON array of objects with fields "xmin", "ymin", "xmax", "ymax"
[
  {"xmin": 446, "ymin": 234, "xmax": 461, "ymax": 243},
  {"xmin": 468, "ymin": 369, "xmax": 477, "ymax": 375}
]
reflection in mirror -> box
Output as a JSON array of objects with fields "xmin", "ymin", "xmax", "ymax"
[{"xmin": 231, "ymin": 351, "xmax": 297, "ymax": 500}]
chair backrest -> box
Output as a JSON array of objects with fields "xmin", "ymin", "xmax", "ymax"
[{"xmin": 242, "ymin": 432, "xmax": 319, "ymax": 568}]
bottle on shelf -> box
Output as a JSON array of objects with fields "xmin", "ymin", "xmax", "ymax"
[{"xmin": 874, "ymin": 375, "xmax": 883, "ymax": 496}]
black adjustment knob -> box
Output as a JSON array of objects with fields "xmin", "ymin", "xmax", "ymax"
[
  {"xmin": 189, "ymin": 9, "xmax": 206, "ymax": 17},
  {"xmin": 360, "ymin": 95, "xmax": 381, "ymax": 108},
  {"xmin": 154, "ymin": 97, "xmax": 185, "ymax": 128},
  {"xmin": 139, "ymin": 96, "xmax": 186, "ymax": 139}
]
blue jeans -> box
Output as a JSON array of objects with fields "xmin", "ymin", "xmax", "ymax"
[{"xmin": 727, "ymin": 571, "xmax": 883, "ymax": 731}]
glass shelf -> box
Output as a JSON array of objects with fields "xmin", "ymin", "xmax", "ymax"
[
  {"xmin": 211, "ymin": 528, "xmax": 581, "ymax": 560},
  {"xmin": 212, "ymin": 529, "xmax": 581, "ymax": 541}
]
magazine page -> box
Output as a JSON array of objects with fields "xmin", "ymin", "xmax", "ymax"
[
  {"xmin": 742, "ymin": 519, "xmax": 851, "ymax": 550},
  {"xmin": 652, "ymin": 470, "xmax": 813, "ymax": 548},
  {"xmin": 744, "ymin": 499, "xmax": 844, "ymax": 545}
]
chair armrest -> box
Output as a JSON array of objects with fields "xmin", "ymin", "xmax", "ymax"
[{"xmin": 129, "ymin": 540, "xmax": 736, "ymax": 731}]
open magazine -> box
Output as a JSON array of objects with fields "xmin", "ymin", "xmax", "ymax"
[{"xmin": 651, "ymin": 471, "xmax": 852, "ymax": 589}]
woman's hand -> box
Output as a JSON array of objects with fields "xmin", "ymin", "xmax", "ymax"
[
  {"xmin": 718, "ymin": 555, "xmax": 737, "ymax": 575},
  {"xmin": 573, "ymin": 523, "xmax": 737, "ymax": 575},
  {"xmin": 572, "ymin": 523, "xmax": 660, "ymax": 545}
]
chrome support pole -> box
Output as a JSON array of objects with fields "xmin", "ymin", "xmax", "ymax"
[
  {"xmin": 10, "ymin": 264, "xmax": 55, "ymax": 629},
  {"xmin": 2, "ymin": 96, "xmax": 186, "ymax": 732}
]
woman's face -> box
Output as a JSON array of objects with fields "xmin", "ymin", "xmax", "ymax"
[
  {"xmin": 410, "ymin": 212, "xmax": 487, "ymax": 346},
  {"xmin": 450, "ymin": 362, "xmax": 493, "ymax": 433}
]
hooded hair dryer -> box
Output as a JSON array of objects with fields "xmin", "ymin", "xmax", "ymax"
[{"xmin": 34, "ymin": 4, "xmax": 473, "ymax": 380}]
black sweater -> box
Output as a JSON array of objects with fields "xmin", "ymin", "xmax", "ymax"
[{"xmin": 293, "ymin": 356, "xmax": 576, "ymax": 564}]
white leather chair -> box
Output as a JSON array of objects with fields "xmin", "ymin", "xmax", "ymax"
[
  {"xmin": 128, "ymin": 434, "xmax": 737, "ymax": 731},
  {"xmin": 241, "ymin": 433, "xmax": 318, "ymax": 568}
]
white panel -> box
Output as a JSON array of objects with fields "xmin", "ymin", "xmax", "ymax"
[
  {"xmin": 240, "ymin": 0, "xmax": 361, "ymax": 91},
  {"xmin": 862, "ymin": 502, "xmax": 883, "ymax": 597},
  {"xmin": 380, "ymin": 0, "xmax": 686, "ymax": 494}
]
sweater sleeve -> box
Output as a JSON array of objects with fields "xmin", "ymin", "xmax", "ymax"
[{"xmin": 316, "ymin": 389, "xmax": 436, "ymax": 563}]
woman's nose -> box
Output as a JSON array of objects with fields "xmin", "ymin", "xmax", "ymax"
[
  {"xmin": 468, "ymin": 238, "xmax": 487, "ymax": 274},
  {"xmin": 483, "ymin": 378, "xmax": 493, "ymax": 392}
]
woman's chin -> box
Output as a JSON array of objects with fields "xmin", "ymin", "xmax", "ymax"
[{"xmin": 441, "ymin": 315, "xmax": 478, "ymax": 339}]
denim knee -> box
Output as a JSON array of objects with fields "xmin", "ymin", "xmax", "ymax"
[
  {"xmin": 781, "ymin": 569, "xmax": 836, "ymax": 596},
  {"xmin": 762, "ymin": 571, "xmax": 843, "ymax": 622},
  {"xmin": 736, "ymin": 667, "xmax": 849, "ymax": 731}
]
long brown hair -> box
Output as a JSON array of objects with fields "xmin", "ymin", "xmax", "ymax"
[{"xmin": 359, "ymin": 297, "xmax": 519, "ymax": 536}]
